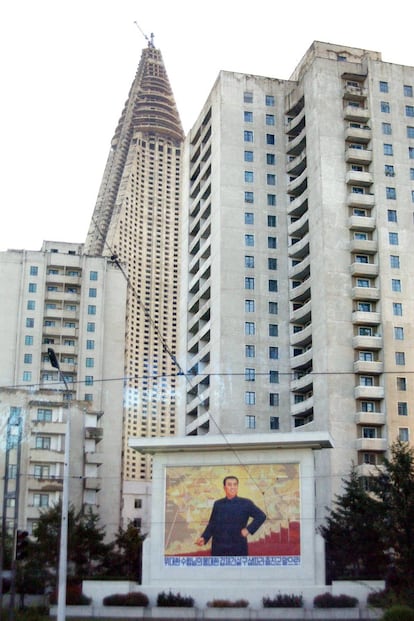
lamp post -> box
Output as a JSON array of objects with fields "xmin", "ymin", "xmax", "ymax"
[{"xmin": 47, "ymin": 348, "xmax": 69, "ymax": 621}]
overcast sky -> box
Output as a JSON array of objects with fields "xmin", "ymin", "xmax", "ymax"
[{"xmin": 1, "ymin": 0, "xmax": 413, "ymax": 252}]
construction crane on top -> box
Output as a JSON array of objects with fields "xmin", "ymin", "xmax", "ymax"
[{"xmin": 134, "ymin": 21, "xmax": 154, "ymax": 48}]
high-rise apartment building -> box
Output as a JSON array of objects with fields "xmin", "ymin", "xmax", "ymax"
[
  {"xmin": 0, "ymin": 241, "xmax": 126, "ymax": 538},
  {"xmin": 179, "ymin": 41, "xmax": 414, "ymax": 520},
  {"xmin": 84, "ymin": 41, "xmax": 184, "ymax": 527}
]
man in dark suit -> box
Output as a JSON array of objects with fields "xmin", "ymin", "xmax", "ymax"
[{"xmin": 195, "ymin": 475, "xmax": 266, "ymax": 556}]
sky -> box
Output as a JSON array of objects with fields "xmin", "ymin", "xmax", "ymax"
[{"xmin": 0, "ymin": 0, "xmax": 413, "ymax": 252}]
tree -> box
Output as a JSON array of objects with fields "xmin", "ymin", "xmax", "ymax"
[
  {"xmin": 106, "ymin": 522, "xmax": 146, "ymax": 582},
  {"xmin": 319, "ymin": 465, "xmax": 387, "ymax": 581},
  {"xmin": 370, "ymin": 440, "xmax": 414, "ymax": 589}
]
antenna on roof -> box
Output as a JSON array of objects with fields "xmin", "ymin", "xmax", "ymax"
[{"xmin": 134, "ymin": 21, "xmax": 154, "ymax": 48}]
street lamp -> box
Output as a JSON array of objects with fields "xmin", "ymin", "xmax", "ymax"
[{"xmin": 47, "ymin": 348, "xmax": 70, "ymax": 621}]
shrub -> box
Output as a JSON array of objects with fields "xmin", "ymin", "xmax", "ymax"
[
  {"xmin": 313, "ymin": 592, "xmax": 358, "ymax": 608},
  {"xmin": 157, "ymin": 590, "xmax": 194, "ymax": 607},
  {"xmin": 207, "ymin": 599, "xmax": 249, "ymax": 608},
  {"xmin": 263, "ymin": 593, "xmax": 303, "ymax": 608},
  {"xmin": 368, "ymin": 588, "xmax": 414, "ymax": 609},
  {"xmin": 103, "ymin": 592, "xmax": 149, "ymax": 607},
  {"xmin": 381, "ymin": 606, "xmax": 414, "ymax": 621},
  {"xmin": 15, "ymin": 606, "xmax": 50, "ymax": 621}
]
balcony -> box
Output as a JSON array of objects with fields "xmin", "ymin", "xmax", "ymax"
[
  {"xmin": 288, "ymin": 232, "xmax": 310, "ymax": 260},
  {"xmin": 285, "ymin": 106, "xmax": 305, "ymax": 135},
  {"xmin": 288, "ymin": 211, "xmax": 309, "ymax": 238},
  {"xmin": 290, "ymin": 279, "xmax": 311, "ymax": 303},
  {"xmin": 291, "ymin": 395, "xmax": 314, "ymax": 417},
  {"xmin": 346, "ymin": 171, "xmax": 373, "ymax": 186},
  {"xmin": 289, "ymin": 255, "xmax": 310, "ymax": 280},
  {"xmin": 287, "ymin": 190, "xmax": 308, "ymax": 218},
  {"xmin": 354, "ymin": 385, "xmax": 385, "ymax": 400},
  {"xmin": 344, "ymin": 126, "xmax": 371, "ymax": 143},
  {"xmin": 352, "ymin": 310, "xmax": 381, "ymax": 325},
  {"xmin": 355, "ymin": 438, "xmax": 387, "ymax": 451},
  {"xmin": 286, "ymin": 126, "xmax": 306, "ymax": 156},
  {"xmin": 291, "ymin": 347, "xmax": 313, "ymax": 369},
  {"xmin": 286, "ymin": 150, "xmax": 306, "ymax": 176},
  {"xmin": 291, "ymin": 323, "xmax": 312, "ymax": 347},
  {"xmin": 355, "ymin": 411, "xmax": 386, "ymax": 426},
  {"xmin": 345, "ymin": 147, "xmax": 372, "ymax": 165},
  {"xmin": 84, "ymin": 477, "xmax": 102, "ymax": 491},
  {"xmin": 348, "ymin": 215, "xmax": 375, "ymax": 231},
  {"xmin": 350, "ymin": 262, "xmax": 378, "ymax": 277},
  {"xmin": 290, "ymin": 371, "xmax": 313, "ymax": 393},
  {"xmin": 343, "ymin": 84, "xmax": 368, "ymax": 100},
  {"xmin": 344, "ymin": 105, "xmax": 370, "ymax": 122},
  {"xmin": 353, "ymin": 360, "xmax": 383, "ymax": 374},
  {"xmin": 350, "ymin": 239, "xmax": 377, "ymax": 254},
  {"xmin": 85, "ymin": 452, "xmax": 103, "ymax": 465},
  {"xmin": 287, "ymin": 169, "xmax": 308, "ymax": 197},
  {"xmin": 290, "ymin": 299, "xmax": 311, "ymax": 324},
  {"xmin": 85, "ymin": 427, "xmax": 103, "ymax": 441},
  {"xmin": 352, "ymin": 286, "xmax": 380, "ymax": 301},
  {"xmin": 352, "ymin": 335, "xmax": 382, "ymax": 350}
]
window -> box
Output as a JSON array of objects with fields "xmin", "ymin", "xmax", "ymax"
[
  {"xmin": 245, "ymin": 368, "xmax": 255, "ymax": 381},
  {"xmin": 389, "ymin": 232, "xmax": 399, "ymax": 245},
  {"xmin": 390, "ymin": 255, "xmax": 400, "ymax": 268},
  {"xmin": 30, "ymin": 266, "xmax": 38, "ymax": 276},
  {"xmin": 85, "ymin": 376, "xmax": 94, "ymax": 386},
  {"xmin": 266, "ymin": 114, "xmax": 275, "ymax": 125},
  {"xmin": 395, "ymin": 352, "xmax": 405, "ymax": 365},
  {"xmin": 397, "ymin": 377, "xmax": 407, "ymax": 391},
  {"xmin": 265, "ymin": 95, "xmax": 275, "ymax": 106},
  {"xmin": 86, "ymin": 339, "xmax": 95, "ymax": 350},
  {"xmin": 385, "ymin": 164, "xmax": 395, "ymax": 177},
  {"xmin": 244, "ymin": 150, "xmax": 254, "ymax": 162},
  {"xmin": 406, "ymin": 105, "xmax": 414, "ymax": 117},
  {"xmin": 267, "ymin": 174, "xmax": 276, "ymax": 185},
  {"xmin": 394, "ymin": 326, "xmax": 404, "ymax": 340},
  {"xmin": 410, "ymin": 168, "xmax": 414, "ymax": 180},
  {"xmin": 245, "ymin": 414, "xmax": 256, "ymax": 428},
  {"xmin": 267, "ymin": 194, "xmax": 276, "ymax": 206},
  {"xmin": 398, "ymin": 402, "xmax": 408, "ymax": 416},
  {"xmin": 357, "ymin": 278, "xmax": 370, "ymax": 288},
  {"xmin": 386, "ymin": 187, "xmax": 396, "ymax": 199},
  {"xmin": 354, "ymin": 232, "xmax": 367, "ymax": 240},
  {"xmin": 404, "ymin": 85, "xmax": 413, "ymax": 97},
  {"xmin": 363, "ymin": 427, "xmax": 378, "ymax": 439},
  {"xmin": 89, "ymin": 271, "xmax": 98, "ymax": 281},
  {"xmin": 268, "ymin": 279, "xmax": 278, "ymax": 292},
  {"xmin": 35, "ymin": 436, "xmax": 51, "ymax": 449},
  {"xmin": 245, "ymin": 299, "xmax": 255, "ymax": 312},
  {"xmin": 34, "ymin": 494, "xmax": 49, "ymax": 508},
  {"xmin": 358, "ymin": 302, "xmax": 372, "ymax": 312},
  {"xmin": 24, "ymin": 353, "xmax": 32, "ymax": 364},
  {"xmin": 245, "ymin": 255, "xmax": 254, "ymax": 268},
  {"xmin": 37, "ymin": 409, "xmax": 52, "ymax": 422},
  {"xmin": 28, "ymin": 283, "xmax": 37, "ymax": 293},
  {"xmin": 244, "ymin": 130, "xmax": 254, "ymax": 142},
  {"xmin": 361, "ymin": 401, "xmax": 375, "ymax": 413},
  {"xmin": 268, "ymin": 258, "xmax": 277, "ymax": 270},
  {"xmin": 410, "ymin": 147, "xmax": 414, "ymax": 159},
  {"xmin": 25, "ymin": 335, "xmax": 33, "ymax": 345},
  {"xmin": 269, "ymin": 301, "xmax": 278, "ymax": 314},
  {"xmin": 245, "ymin": 392, "xmax": 256, "ymax": 406},
  {"xmin": 269, "ymin": 393, "xmax": 279, "ymax": 406},
  {"xmin": 88, "ymin": 305, "xmax": 96, "ymax": 315},
  {"xmin": 245, "ymin": 321, "xmax": 255, "ymax": 335},
  {"xmin": 360, "ymin": 376, "xmax": 373, "ymax": 386},
  {"xmin": 268, "ymin": 237, "xmax": 277, "ymax": 249},
  {"xmin": 384, "ymin": 143, "xmax": 393, "ymax": 155},
  {"xmin": 355, "ymin": 255, "xmax": 368, "ymax": 263},
  {"xmin": 382, "ymin": 122, "xmax": 392, "ymax": 135},
  {"xmin": 359, "ymin": 351, "xmax": 373, "ymax": 361},
  {"xmin": 266, "ymin": 153, "xmax": 275, "ymax": 165},
  {"xmin": 244, "ymin": 111, "xmax": 253, "ymax": 122},
  {"xmin": 34, "ymin": 465, "xmax": 50, "ymax": 479},
  {"xmin": 27, "ymin": 300, "xmax": 35, "ymax": 310},
  {"xmin": 266, "ymin": 134, "xmax": 275, "ymax": 145},
  {"xmin": 89, "ymin": 287, "xmax": 97, "ymax": 297},
  {"xmin": 380, "ymin": 101, "xmax": 390, "ymax": 113},
  {"xmin": 392, "ymin": 279, "xmax": 401, "ymax": 292},
  {"xmin": 244, "ymin": 170, "xmax": 254, "ymax": 183},
  {"xmin": 407, "ymin": 126, "xmax": 414, "ymax": 138},
  {"xmin": 379, "ymin": 81, "xmax": 389, "ymax": 93},
  {"xmin": 352, "ymin": 186, "xmax": 364, "ymax": 195},
  {"xmin": 387, "ymin": 209, "xmax": 397, "ymax": 222},
  {"xmin": 22, "ymin": 371, "xmax": 32, "ymax": 381},
  {"xmin": 86, "ymin": 358, "xmax": 94, "ymax": 368},
  {"xmin": 245, "ymin": 345, "xmax": 255, "ymax": 358},
  {"xmin": 399, "ymin": 428, "xmax": 409, "ymax": 442},
  {"xmin": 269, "ymin": 347, "xmax": 278, "ymax": 359},
  {"xmin": 269, "ymin": 416, "xmax": 279, "ymax": 430},
  {"xmin": 393, "ymin": 302, "xmax": 403, "ymax": 316},
  {"xmin": 268, "ymin": 324, "xmax": 278, "ymax": 337},
  {"xmin": 244, "ymin": 191, "xmax": 254, "ymax": 203},
  {"xmin": 245, "ymin": 212, "xmax": 254, "ymax": 225},
  {"xmin": 267, "ymin": 215, "xmax": 277, "ymax": 227},
  {"xmin": 269, "ymin": 370, "xmax": 279, "ymax": 383},
  {"xmin": 245, "ymin": 277, "xmax": 255, "ymax": 290},
  {"xmin": 87, "ymin": 322, "xmax": 95, "ymax": 332},
  {"xmin": 244, "ymin": 91, "xmax": 253, "ymax": 103}
]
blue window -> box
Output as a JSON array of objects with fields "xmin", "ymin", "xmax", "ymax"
[
  {"xmin": 28, "ymin": 283, "xmax": 37, "ymax": 293},
  {"xmin": 395, "ymin": 352, "xmax": 405, "ymax": 365},
  {"xmin": 86, "ymin": 358, "xmax": 94, "ymax": 368},
  {"xmin": 405, "ymin": 105, "xmax": 414, "ymax": 117},
  {"xmin": 86, "ymin": 340, "xmax": 95, "ymax": 350},
  {"xmin": 244, "ymin": 150, "xmax": 254, "ymax": 162},
  {"xmin": 245, "ymin": 345, "xmax": 255, "ymax": 357},
  {"xmin": 245, "ymin": 212, "xmax": 254, "ymax": 225},
  {"xmin": 393, "ymin": 302, "xmax": 403, "ymax": 316},
  {"xmin": 389, "ymin": 232, "xmax": 399, "ymax": 245},
  {"xmin": 268, "ymin": 279, "xmax": 278, "ymax": 292},
  {"xmin": 267, "ymin": 194, "xmax": 276, "ymax": 206},
  {"xmin": 392, "ymin": 279, "xmax": 401, "ymax": 292},
  {"xmin": 269, "ymin": 371, "xmax": 279, "ymax": 383},
  {"xmin": 88, "ymin": 305, "xmax": 96, "ymax": 315},
  {"xmin": 244, "ymin": 111, "xmax": 253, "ymax": 122},
  {"xmin": 23, "ymin": 371, "xmax": 32, "ymax": 381},
  {"xmin": 379, "ymin": 81, "xmax": 389, "ymax": 93},
  {"xmin": 89, "ymin": 271, "xmax": 98, "ymax": 281},
  {"xmin": 267, "ymin": 174, "xmax": 276, "ymax": 185},
  {"xmin": 26, "ymin": 318, "xmax": 34, "ymax": 328},
  {"xmin": 244, "ymin": 191, "xmax": 254, "ymax": 203},
  {"xmin": 245, "ymin": 171, "xmax": 254, "ymax": 183},
  {"xmin": 245, "ymin": 299, "xmax": 255, "ymax": 312},
  {"xmin": 30, "ymin": 266, "xmax": 38, "ymax": 276},
  {"xmin": 394, "ymin": 327, "xmax": 404, "ymax": 340},
  {"xmin": 245, "ymin": 321, "xmax": 255, "ymax": 335},
  {"xmin": 266, "ymin": 114, "xmax": 275, "ymax": 125},
  {"xmin": 267, "ymin": 215, "xmax": 277, "ymax": 227},
  {"xmin": 381, "ymin": 101, "xmax": 390, "ymax": 113},
  {"xmin": 409, "ymin": 147, "xmax": 414, "ymax": 159},
  {"xmin": 407, "ymin": 126, "xmax": 414, "ymax": 138},
  {"xmin": 244, "ymin": 91, "xmax": 253, "ymax": 103},
  {"xmin": 266, "ymin": 153, "xmax": 275, "ymax": 165},
  {"xmin": 384, "ymin": 144, "xmax": 393, "ymax": 156},
  {"xmin": 404, "ymin": 85, "xmax": 413, "ymax": 97},
  {"xmin": 268, "ymin": 258, "xmax": 277, "ymax": 270},
  {"xmin": 265, "ymin": 95, "xmax": 275, "ymax": 106},
  {"xmin": 269, "ymin": 301, "xmax": 278, "ymax": 314},
  {"xmin": 390, "ymin": 255, "xmax": 400, "ymax": 268},
  {"xmin": 89, "ymin": 288, "xmax": 97, "ymax": 297},
  {"xmin": 245, "ymin": 277, "xmax": 255, "ymax": 289},
  {"xmin": 382, "ymin": 122, "xmax": 392, "ymax": 135},
  {"xmin": 269, "ymin": 347, "xmax": 279, "ymax": 360},
  {"xmin": 245, "ymin": 255, "xmax": 254, "ymax": 268},
  {"xmin": 268, "ymin": 237, "xmax": 277, "ymax": 249},
  {"xmin": 266, "ymin": 134, "xmax": 275, "ymax": 145},
  {"xmin": 85, "ymin": 376, "xmax": 94, "ymax": 386},
  {"xmin": 387, "ymin": 210, "xmax": 397, "ymax": 222},
  {"xmin": 24, "ymin": 354, "xmax": 32, "ymax": 363},
  {"xmin": 269, "ymin": 324, "xmax": 278, "ymax": 336},
  {"xmin": 245, "ymin": 234, "xmax": 254, "ymax": 246},
  {"xmin": 386, "ymin": 187, "xmax": 396, "ymax": 199},
  {"xmin": 27, "ymin": 300, "xmax": 35, "ymax": 310},
  {"xmin": 87, "ymin": 322, "xmax": 95, "ymax": 332},
  {"xmin": 25, "ymin": 335, "xmax": 33, "ymax": 345},
  {"xmin": 244, "ymin": 130, "xmax": 254, "ymax": 142},
  {"xmin": 245, "ymin": 393, "xmax": 256, "ymax": 406}
]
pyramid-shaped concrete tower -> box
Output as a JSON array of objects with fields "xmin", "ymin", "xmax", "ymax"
[{"xmin": 85, "ymin": 38, "xmax": 184, "ymax": 527}]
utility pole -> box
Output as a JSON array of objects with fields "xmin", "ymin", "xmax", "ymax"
[{"xmin": 47, "ymin": 348, "xmax": 70, "ymax": 621}]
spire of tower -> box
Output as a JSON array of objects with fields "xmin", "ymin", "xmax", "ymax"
[{"xmin": 84, "ymin": 44, "xmax": 184, "ymax": 255}]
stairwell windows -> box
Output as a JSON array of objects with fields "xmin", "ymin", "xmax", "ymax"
[
  {"xmin": 245, "ymin": 414, "xmax": 256, "ymax": 428},
  {"xmin": 268, "ymin": 237, "xmax": 277, "ymax": 248},
  {"xmin": 244, "ymin": 130, "xmax": 254, "ymax": 142},
  {"xmin": 385, "ymin": 164, "xmax": 395, "ymax": 177},
  {"xmin": 398, "ymin": 402, "xmax": 408, "ymax": 416},
  {"xmin": 399, "ymin": 428, "xmax": 409, "ymax": 442},
  {"xmin": 245, "ymin": 234, "xmax": 255, "ymax": 247},
  {"xmin": 387, "ymin": 209, "xmax": 397, "ymax": 222},
  {"xmin": 245, "ymin": 191, "xmax": 254, "ymax": 203},
  {"xmin": 379, "ymin": 81, "xmax": 389, "ymax": 93},
  {"xmin": 245, "ymin": 299, "xmax": 255, "ymax": 312},
  {"xmin": 410, "ymin": 169, "xmax": 414, "ymax": 180},
  {"xmin": 268, "ymin": 258, "xmax": 277, "ymax": 270},
  {"xmin": 266, "ymin": 95, "xmax": 275, "ymax": 106},
  {"xmin": 269, "ymin": 324, "xmax": 278, "ymax": 337},
  {"xmin": 269, "ymin": 370, "xmax": 279, "ymax": 383},
  {"xmin": 245, "ymin": 321, "xmax": 255, "ymax": 335},
  {"xmin": 244, "ymin": 150, "xmax": 254, "ymax": 162},
  {"xmin": 245, "ymin": 255, "xmax": 255, "ymax": 268},
  {"xmin": 245, "ymin": 368, "xmax": 256, "ymax": 381},
  {"xmin": 382, "ymin": 122, "xmax": 392, "ymax": 135},
  {"xmin": 245, "ymin": 392, "xmax": 256, "ymax": 406},
  {"xmin": 269, "ymin": 416, "xmax": 279, "ymax": 430},
  {"xmin": 86, "ymin": 358, "xmax": 94, "ymax": 368},
  {"xmin": 269, "ymin": 393, "xmax": 279, "ymax": 406},
  {"xmin": 245, "ymin": 212, "xmax": 254, "ymax": 225},
  {"xmin": 407, "ymin": 126, "xmax": 414, "ymax": 138},
  {"xmin": 384, "ymin": 143, "xmax": 393, "ymax": 156},
  {"xmin": 390, "ymin": 255, "xmax": 400, "ymax": 268},
  {"xmin": 269, "ymin": 347, "xmax": 279, "ymax": 360},
  {"xmin": 397, "ymin": 377, "xmax": 407, "ymax": 391},
  {"xmin": 405, "ymin": 105, "xmax": 414, "ymax": 117},
  {"xmin": 266, "ymin": 134, "xmax": 275, "ymax": 145},
  {"xmin": 269, "ymin": 302, "xmax": 278, "ymax": 314},
  {"xmin": 245, "ymin": 345, "xmax": 255, "ymax": 358},
  {"xmin": 389, "ymin": 232, "xmax": 399, "ymax": 245},
  {"xmin": 404, "ymin": 85, "xmax": 413, "ymax": 97},
  {"xmin": 266, "ymin": 114, "xmax": 275, "ymax": 126},
  {"xmin": 380, "ymin": 101, "xmax": 390, "ymax": 113},
  {"xmin": 392, "ymin": 279, "xmax": 401, "ymax": 292},
  {"xmin": 23, "ymin": 371, "xmax": 32, "ymax": 381},
  {"xmin": 268, "ymin": 215, "xmax": 277, "ymax": 227},
  {"xmin": 393, "ymin": 303, "xmax": 403, "ymax": 316},
  {"xmin": 395, "ymin": 352, "xmax": 405, "ymax": 365},
  {"xmin": 266, "ymin": 153, "xmax": 276, "ymax": 165},
  {"xmin": 267, "ymin": 174, "xmax": 276, "ymax": 185},
  {"xmin": 386, "ymin": 187, "xmax": 397, "ymax": 199},
  {"xmin": 267, "ymin": 194, "xmax": 276, "ymax": 206},
  {"xmin": 244, "ymin": 91, "xmax": 253, "ymax": 103},
  {"xmin": 244, "ymin": 111, "xmax": 253, "ymax": 122},
  {"xmin": 268, "ymin": 280, "xmax": 278, "ymax": 292},
  {"xmin": 409, "ymin": 147, "xmax": 414, "ymax": 159},
  {"xmin": 245, "ymin": 171, "xmax": 254, "ymax": 183}
]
